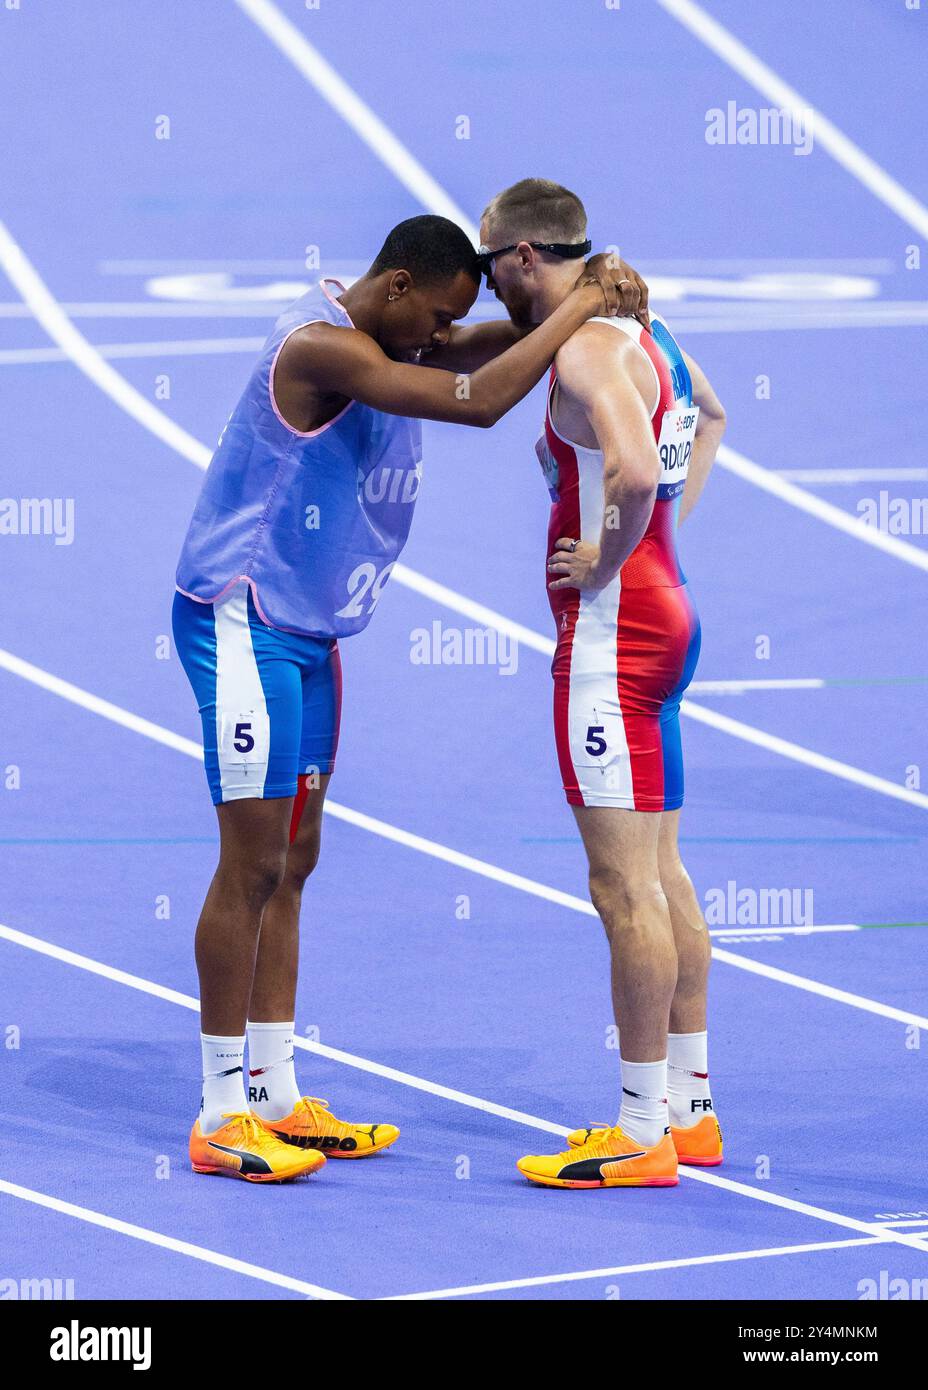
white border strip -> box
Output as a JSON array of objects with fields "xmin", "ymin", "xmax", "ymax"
[
  {"xmin": 0, "ymin": 1178, "xmax": 351, "ymax": 1300},
  {"xmin": 655, "ymin": 0, "xmax": 928, "ymax": 239},
  {"xmin": 385, "ymin": 1235, "xmax": 887, "ymax": 1300}
]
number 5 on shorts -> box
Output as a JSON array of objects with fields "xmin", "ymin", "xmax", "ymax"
[
  {"xmin": 585, "ymin": 725, "xmax": 607, "ymax": 757},
  {"xmin": 219, "ymin": 710, "xmax": 269, "ymax": 764}
]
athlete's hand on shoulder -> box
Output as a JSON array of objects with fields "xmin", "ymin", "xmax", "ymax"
[
  {"xmin": 575, "ymin": 254, "xmax": 650, "ymax": 330},
  {"xmin": 547, "ymin": 538, "xmax": 614, "ymax": 592}
]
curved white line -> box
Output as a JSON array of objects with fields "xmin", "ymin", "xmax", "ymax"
[{"xmin": 0, "ymin": 221, "xmax": 211, "ymax": 468}]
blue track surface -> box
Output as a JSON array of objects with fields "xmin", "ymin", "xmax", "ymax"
[{"xmin": 1, "ymin": 0, "xmax": 927, "ymax": 1301}]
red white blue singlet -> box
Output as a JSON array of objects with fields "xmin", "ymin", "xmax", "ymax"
[{"xmin": 537, "ymin": 314, "xmax": 702, "ymax": 811}]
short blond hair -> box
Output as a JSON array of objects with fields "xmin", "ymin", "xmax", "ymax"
[{"xmin": 482, "ymin": 178, "xmax": 587, "ymax": 247}]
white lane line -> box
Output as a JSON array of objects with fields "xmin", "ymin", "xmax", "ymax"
[
  {"xmin": 717, "ymin": 444, "xmax": 928, "ymax": 574},
  {"xmin": 0, "ymin": 921, "xmax": 566, "ymax": 1137},
  {"xmin": 776, "ymin": 468, "xmax": 928, "ymax": 485},
  {"xmin": 0, "ymin": 337, "xmax": 264, "ymax": 365},
  {"xmin": 679, "ymin": 697, "xmax": 928, "ymax": 810},
  {"xmin": 0, "ymin": 223, "xmax": 211, "ymax": 469},
  {"xmin": 5, "ymin": 920, "xmax": 928, "ymax": 1264},
  {"xmin": 876, "ymin": 1219, "xmax": 928, "ymax": 1229},
  {"xmin": 0, "ymin": 301, "xmax": 289, "ymax": 318},
  {"xmin": 690, "ymin": 678, "xmax": 824, "ymax": 693},
  {"xmin": 392, "ymin": 565, "xmax": 556, "ymax": 657},
  {"xmin": 232, "ymin": 0, "xmax": 478, "ymax": 239},
  {"xmin": 709, "ymin": 944, "xmax": 928, "ymax": 1029},
  {"xmin": 384, "ymin": 1236, "xmax": 887, "ymax": 1300},
  {"xmin": 0, "ymin": 1179, "xmax": 351, "ymax": 1300},
  {"xmin": 709, "ymin": 924, "xmax": 860, "ymax": 938},
  {"xmin": 3, "ymin": 646, "xmax": 928, "ymax": 1030},
  {"xmin": 675, "ymin": 310, "xmax": 928, "ymax": 332},
  {"xmin": 2, "ymin": 230, "xmax": 925, "ymax": 806},
  {"xmin": 656, "ymin": 0, "xmax": 928, "ymax": 239}
]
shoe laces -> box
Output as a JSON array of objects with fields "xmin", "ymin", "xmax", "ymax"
[
  {"xmin": 221, "ymin": 1111, "xmax": 282, "ymax": 1151},
  {"xmin": 569, "ymin": 1124, "xmax": 625, "ymax": 1158},
  {"xmin": 295, "ymin": 1096, "xmax": 342, "ymax": 1135}
]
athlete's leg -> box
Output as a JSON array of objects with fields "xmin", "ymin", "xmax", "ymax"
[
  {"xmin": 248, "ymin": 773, "xmax": 331, "ymax": 1022},
  {"xmin": 573, "ymin": 804, "xmax": 677, "ymax": 1059},
  {"xmin": 658, "ymin": 808, "xmax": 710, "ymax": 1033},
  {"xmin": 517, "ymin": 804, "xmax": 679, "ymax": 1186},
  {"xmin": 658, "ymin": 808, "xmax": 720, "ymax": 1154},
  {"xmin": 248, "ymin": 634, "xmax": 340, "ymax": 1021},
  {"xmin": 196, "ymin": 796, "xmax": 294, "ymax": 1035}
]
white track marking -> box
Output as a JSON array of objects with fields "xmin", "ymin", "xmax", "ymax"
[
  {"xmin": 674, "ymin": 308, "xmax": 928, "ymax": 332},
  {"xmin": 777, "ymin": 468, "xmax": 928, "ymax": 485},
  {"xmin": 392, "ymin": 564, "xmax": 555, "ymax": 656},
  {"xmin": 877, "ymin": 1219, "xmax": 928, "ymax": 1229},
  {"xmin": 385, "ymin": 1236, "xmax": 887, "ymax": 1300},
  {"xmin": 680, "ymin": 697, "xmax": 928, "ymax": 810},
  {"xmin": 3, "ymin": 647, "xmax": 928, "ymax": 1029},
  {"xmin": 232, "ymin": 0, "xmax": 478, "ymax": 239},
  {"xmin": 710, "ymin": 944, "xmax": 928, "ymax": 1029},
  {"xmin": 0, "ymin": 921, "xmax": 569, "ymax": 1136},
  {"xmin": 0, "ymin": 337, "xmax": 264, "ymax": 365},
  {"xmin": 0, "ymin": 223, "xmax": 210, "ymax": 469},
  {"xmin": 4, "ymin": 920, "xmax": 928, "ymax": 1263},
  {"xmin": 717, "ymin": 444, "xmax": 928, "ymax": 574},
  {"xmin": 0, "ymin": 1179, "xmax": 351, "ymax": 1300},
  {"xmin": 690, "ymin": 678, "xmax": 824, "ymax": 693},
  {"xmin": 656, "ymin": 0, "xmax": 928, "ymax": 239},
  {"xmin": 710, "ymin": 924, "xmax": 860, "ymax": 938},
  {"xmin": 0, "ymin": 301, "xmax": 289, "ymax": 318}
]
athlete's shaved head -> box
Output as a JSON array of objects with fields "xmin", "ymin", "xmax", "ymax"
[
  {"xmin": 481, "ymin": 179, "xmax": 587, "ymax": 247},
  {"xmin": 371, "ymin": 215, "xmax": 481, "ymax": 286}
]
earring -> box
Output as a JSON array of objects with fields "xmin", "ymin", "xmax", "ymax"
[{"xmin": 388, "ymin": 293, "xmax": 396, "ymax": 301}]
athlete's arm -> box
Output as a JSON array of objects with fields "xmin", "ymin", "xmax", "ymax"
[
  {"xmin": 423, "ymin": 254, "xmax": 651, "ymax": 373},
  {"xmin": 547, "ymin": 324, "xmax": 660, "ymax": 593},
  {"xmin": 283, "ymin": 280, "xmax": 614, "ymax": 429},
  {"xmin": 678, "ymin": 352, "xmax": 725, "ymax": 524}
]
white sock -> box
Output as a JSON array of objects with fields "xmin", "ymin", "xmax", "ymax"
[
  {"xmin": 200, "ymin": 1033, "xmax": 247, "ymax": 1133},
  {"xmin": 667, "ymin": 1030, "xmax": 714, "ymax": 1129},
  {"xmin": 246, "ymin": 1021, "xmax": 302, "ymax": 1121},
  {"xmin": 618, "ymin": 1057, "xmax": 668, "ymax": 1148}
]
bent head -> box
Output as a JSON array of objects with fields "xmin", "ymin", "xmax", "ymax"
[
  {"xmin": 479, "ymin": 179, "xmax": 589, "ymax": 328},
  {"xmin": 369, "ymin": 215, "xmax": 480, "ymax": 361}
]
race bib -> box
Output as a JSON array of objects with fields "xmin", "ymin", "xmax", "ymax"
[
  {"xmin": 218, "ymin": 709, "xmax": 270, "ymax": 765},
  {"xmin": 656, "ymin": 405, "xmax": 699, "ymax": 500}
]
